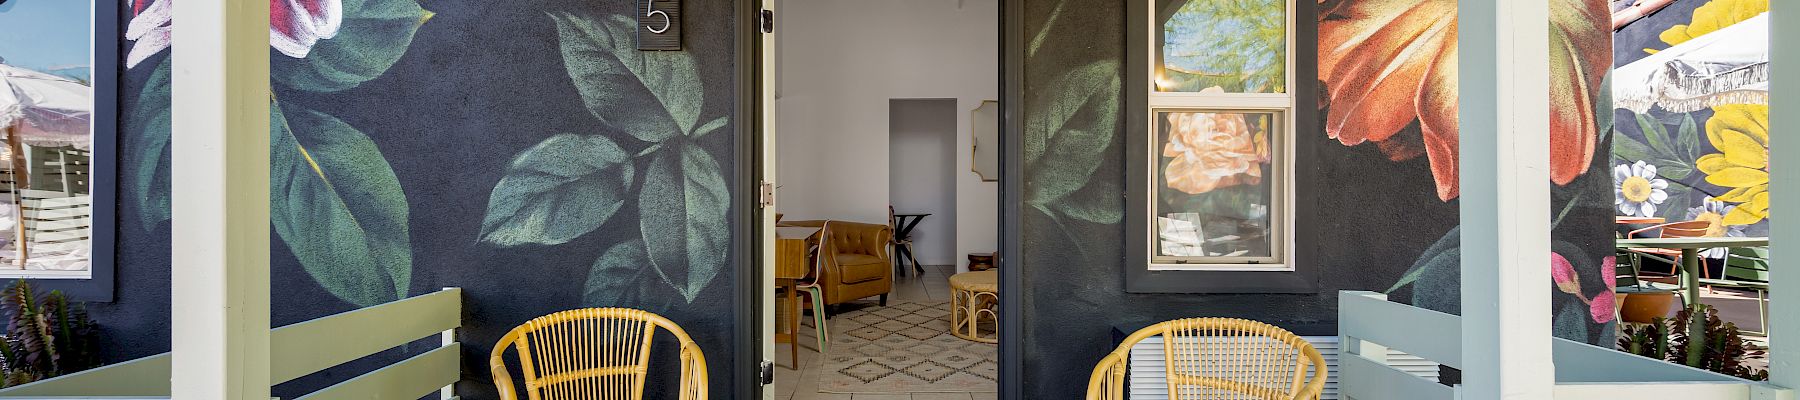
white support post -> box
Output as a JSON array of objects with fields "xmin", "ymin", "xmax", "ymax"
[
  {"xmin": 1456, "ymin": 0, "xmax": 1556, "ymax": 399},
  {"xmin": 1768, "ymin": 0, "xmax": 1799, "ymax": 393},
  {"xmin": 171, "ymin": 0, "xmax": 272, "ymax": 399}
]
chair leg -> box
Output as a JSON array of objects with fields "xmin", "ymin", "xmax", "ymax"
[
  {"xmin": 908, "ymin": 244, "xmax": 924, "ymax": 275},
  {"xmin": 1758, "ymin": 289, "xmax": 1770, "ymax": 338},
  {"xmin": 893, "ymin": 246, "xmax": 908, "ymax": 278},
  {"xmin": 879, "ymin": 294, "xmax": 888, "ymax": 307},
  {"xmin": 804, "ymin": 286, "xmax": 829, "ymax": 353}
]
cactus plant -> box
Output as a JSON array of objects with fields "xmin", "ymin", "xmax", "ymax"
[{"xmin": 0, "ymin": 280, "xmax": 100, "ymax": 387}]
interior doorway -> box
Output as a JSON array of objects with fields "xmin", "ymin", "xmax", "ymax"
[
  {"xmin": 752, "ymin": 1, "xmax": 1003, "ymax": 399},
  {"xmin": 889, "ymin": 98, "xmax": 959, "ymax": 273}
]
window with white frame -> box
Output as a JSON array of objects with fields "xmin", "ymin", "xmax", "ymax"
[{"xmin": 1145, "ymin": 0, "xmax": 1294, "ymax": 270}]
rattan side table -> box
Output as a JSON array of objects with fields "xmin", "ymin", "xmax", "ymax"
[{"xmin": 949, "ymin": 270, "xmax": 998, "ymax": 343}]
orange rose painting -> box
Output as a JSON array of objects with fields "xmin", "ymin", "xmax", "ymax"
[
  {"xmin": 1162, "ymin": 111, "xmax": 1270, "ymax": 194},
  {"xmin": 1318, "ymin": 0, "xmax": 1612, "ymax": 201}
]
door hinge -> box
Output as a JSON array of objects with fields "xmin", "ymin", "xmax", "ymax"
[
  {"xmin": 760, "ymin": 9, "xmax": 775, "ymax": 33},
  {"xmin": 759, "ymin": 359, "xmax": 775, "ymax": 385},
  {"xmin": 759, "ymin": 181, "xmax": 776, "ymax": 208}
]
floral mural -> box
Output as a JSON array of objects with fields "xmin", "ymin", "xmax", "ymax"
[
  {"xmin": 1318, "ymin": 0, "xmax": 1621, "ymax": 338},
  {"xmin": 1612, "ymin": 0, "xmax": 1770, "ymax": 239},
  {"xmin": 112, "ymin": 0, "xmax": 739, "ymax": 396},
  {"xmin": 125, "ymin": 0, "xmax": 431, "ymax": 308},
  {"xmin": 1318, "ymin": 0, "xmax": 1611, "ymax": 202},
  {"xmin": 1014, "ymin": 0, "xmax": 1624, "ymax": 397}
]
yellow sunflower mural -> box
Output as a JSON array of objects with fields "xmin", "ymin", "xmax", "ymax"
[
  {"xmin": 1695, "ymin": 104, "xmax": 1769, "ymax": 225},
  {"xmin": 1650, "ymin": 0, "xmax": 1768, "ymax": 53}
]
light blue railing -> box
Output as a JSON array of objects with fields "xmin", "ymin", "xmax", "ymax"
[
  {"xmin": 1338, "ymin": 291, "xmax": 1785, "ymax": 400},
  {"xmin": 0, "ymin": 287, "xmax": 463, "ymax": 399}
]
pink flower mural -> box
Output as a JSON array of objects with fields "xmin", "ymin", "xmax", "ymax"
[
  {"xmin": 124, "ymin": 0, "xmax": 171, "ymax": 68},
  {"xmin": 270, "ymin": 0, "xmax": 342, "ymax": 58},
  {"xmin": 1552, "ymin": 253, "xmax": 1618, "ymax": 324},
  {"xmin": 122, "ymin": 0, "xmax": 345, "ymax": 69}
]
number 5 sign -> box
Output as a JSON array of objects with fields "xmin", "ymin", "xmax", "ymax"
[{"xmin": 637, "ymin": 0, "xmax": 682, "ymax": 51}]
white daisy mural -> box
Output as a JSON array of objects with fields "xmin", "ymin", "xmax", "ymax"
[
  {"xmin": 1685, "ymin": 197, "xmax": 1747, "ymax": 258},
  {"xmin": 1615, "ymin": 161, "xmax": 1669, "ymax": 218}
]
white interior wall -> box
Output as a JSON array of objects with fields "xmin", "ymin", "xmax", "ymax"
[
  {"xmin": 889, "ymin": 99, "xmax": 959, "ymax": 265},
  {"xmin": 775, "ymin": 0, "xmax": 999, "ymax": 270}
]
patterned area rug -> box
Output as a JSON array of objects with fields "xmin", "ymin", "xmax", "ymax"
[{"xmin": 819, "ymin": 301, "xmax": 998, "ymax": 394}]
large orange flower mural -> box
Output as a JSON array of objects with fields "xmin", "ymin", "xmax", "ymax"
[{"xmin": 1318, "ymin": 0, "xmax": 1611, "ymax": 201}]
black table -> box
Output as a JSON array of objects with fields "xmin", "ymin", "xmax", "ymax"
[{"xmin": 892, "ymin": 213, "xmax": 929, "ymax": 277}]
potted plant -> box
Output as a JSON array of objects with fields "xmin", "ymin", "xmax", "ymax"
[{"xmin": 1617, "ymin": 305, "xmax": 1768, "ymax": 380}]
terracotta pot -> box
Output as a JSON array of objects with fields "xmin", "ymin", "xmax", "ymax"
[{"xmin": 1618, "ymin": 291, "xmax": 1679, "ymax": 323}]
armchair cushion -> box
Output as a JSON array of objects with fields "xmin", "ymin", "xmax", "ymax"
[
  {"xmin": 837, "ymin": 254, "xmax": 888, "ymax": 284},
  {"xmin": 780, "ymin": 219, "xmax": 895, "ymax": 305}
]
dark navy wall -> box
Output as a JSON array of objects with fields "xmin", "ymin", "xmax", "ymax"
[
  {"xmin": 92, "ymin": 1, "xmax": 741, "ymax": 399},
  {"xmin": 1016, "ymin": 0, "xmax": 1617, "ymax": 398}
]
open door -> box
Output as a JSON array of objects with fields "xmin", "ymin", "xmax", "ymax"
[{"xmin": 757, "ymin": 1, "xmax": 778, "ymax": 398}]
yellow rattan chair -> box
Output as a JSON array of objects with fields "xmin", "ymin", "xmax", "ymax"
[
  {"xmin": 1086, "ymin": 318, "xmax": 1327, "ymax": 400},
  {"xmin": 491, "ymin": 308, "xmax": 709, "ymax": 400}
]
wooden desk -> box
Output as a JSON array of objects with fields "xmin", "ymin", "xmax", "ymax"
[
  {"xmin": 775, "ymin": 226, "xmax": 819, "ymax": 368},
  {"xmin": 776, "ymin": 227, "xmax": 819, "ymax": 279}
]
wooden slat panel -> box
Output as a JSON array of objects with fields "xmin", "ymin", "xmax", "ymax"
[
  {"xmin": 295, "ymin": 344, "xmax": 460, "ymax": 400},
  {"xmin": 1551, "ymin": 338, "xmax": 1748, "ymax": 384},
  {"xmin": 1337, "ymin": 291, "xmax": 1461, "ymax": 368},
  {"xmin": 1338, "ymin": 355, "xmax": 1453, "ymax": 400},
  {"xmin": 0, "ymin": 353, "xmax": 170, "ymax": 397},
  {"xmin": 1553, "ymin": 382, "xmax": 1753, "ymax": 400},
  {"xmin": 270, "ymin": 288, "xmax": 461, "ymax": 384}
]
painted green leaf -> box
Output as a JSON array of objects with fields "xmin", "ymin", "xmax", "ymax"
[
  {"xmin": 693, "ymin": 117, "xmax": 729, "ymax": 138},
  {"xmin": 479, "ymin": 134, "xmax": 633, "ymax": 246},
  {"xmin": 1636, "ymin": 113, "xmax": 1674, "ymax": 159},
  {"xmin": 272, "ymin": 0, "xmax": 430, "ymax": 92},
  {"xmin": 638, "ymin": 143, "xmax": 730, "ymax": 303},
  {"xmin": 1054, "ymin": 165, "xmax": 1122, "ymax": 224},
  {"xmin": 1024, "ymin": 61, "xmax": 1120, "ymax": 207},
  {"xmin": 1388, "ymin": 226, "xmax": 1460, "ymax": 294},
  {"xmin": 124, "ymin": 58, "xmax": 172, "ymax": 229},
  {"xmin": 271, "ymin": 103, "xmax": 413, "ymax": 307},
  {"xmin": 1613, "ymin": 136, "xmax": 1653, "ymax": 165},
  {"xmin": 585, "ymin": 239, "xmax": 652, "ymax": 307},
  {"xmin": 1658, "ymin": 161, "xmax": 1693, "ymax": 181},
  {"xmin": 1675, "ymin": 113, "xmax": 1699, "ymax": 161},
  {"xmin": 1026, "ymin": 0, "xmax": 1067, "ymax": 58},
  {"xmin": 551, "ymin": 12, "xmax": 704, "ymax": 142}
]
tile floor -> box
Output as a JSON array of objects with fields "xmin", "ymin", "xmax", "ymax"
[{"xmin": 774, "ymin": 264, "xmax": 998, "ymax": 400}]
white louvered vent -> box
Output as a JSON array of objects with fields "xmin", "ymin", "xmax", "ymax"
[{"xmin": 1126, "ymin": 336, "xmax": 1440, "ymax": 400}]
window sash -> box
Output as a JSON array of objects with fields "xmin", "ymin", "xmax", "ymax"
[
  {"xmin": 1148, "ymin": 0, "xmax": 1297, "ymax": 95},
  {"xmin": 1142, "ymin": 0, "xmax": 1298, "ymax": 270},
  {"xmin": 1147, "ymin": 108, "xmax": 1288, "ymax": 269}
]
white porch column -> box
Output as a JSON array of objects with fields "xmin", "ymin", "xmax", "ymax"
[
  {"xmin": 1456, "ymin": 0, "xmax": 1555, "ymax": 399},
  {"xmin": 1768, "ymin": 0, "xmax": 1798, "ymax": 390},
  {"xmin": 170, "ymin": 0, "xmax": 272, "ymax": 398}
]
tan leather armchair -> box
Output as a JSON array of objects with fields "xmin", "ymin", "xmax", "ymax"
[{"xmin": 782, "ymin": 220, "xmax": 894, "ymax": 306}]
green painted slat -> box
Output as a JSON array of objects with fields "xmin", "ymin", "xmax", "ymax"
[
  {"xmin": 1337, "ymin": 291, "xmax": 1462, "ymax": 368},
  {"xmin": 295, "ymin": 344, "xmax": 460, "ymax": 400},
  {"xmin": 1339, "ymin": 354, "xmax": 1453, "ymax": 400},
  {"xmin": 0, "ymin": 353, "xmax": 170, "ymax": 397},
  {"xmin": 271, "ymin": 288, "xmax": 461, "ymax": 384}
]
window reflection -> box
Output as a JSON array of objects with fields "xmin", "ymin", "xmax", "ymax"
[
  {"xmin": 1154, "ymin": 111, "xmax": 1276, "ymax": 260},
  {"xmin": 1155, "ymin": 0, "xmax": 1288, "ymax": 93}
]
